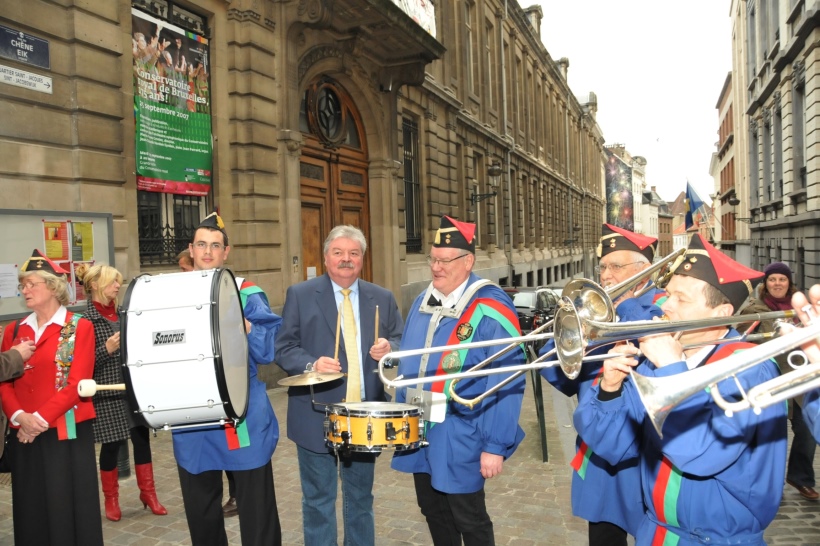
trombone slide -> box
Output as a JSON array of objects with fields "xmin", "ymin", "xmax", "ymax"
[{"xmin": 631, "ymin": 319, "xmax": 820, "ymax": 438}]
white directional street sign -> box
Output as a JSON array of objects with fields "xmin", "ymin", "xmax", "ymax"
[{"xmin": 0, "ymin": 63, "xmax": 52, "ymax": 94}]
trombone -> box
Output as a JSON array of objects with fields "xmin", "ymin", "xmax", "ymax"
[
  {"xmin": 631, "ymin": 319, "xmax": 820, "ymax": 438},
  {"xmin": 377, "ymin": 249, "xmax": 687, "ymax": 407},
  {"xmin": 552, "ymin": 302, "xmax": 796, "ymax": 373}
]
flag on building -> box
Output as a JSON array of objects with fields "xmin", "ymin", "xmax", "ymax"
[{"xmin": 685, "ymin": 181, "xmax": 706, "ymax": 230}]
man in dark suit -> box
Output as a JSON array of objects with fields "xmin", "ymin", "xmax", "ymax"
[
  {"xmin": 275, "ymin": 225, "xmax": 403, "ymax": 546},
  {"xmin": 0, "ymin": 337, "xmax": 34, "ymax": 460}
]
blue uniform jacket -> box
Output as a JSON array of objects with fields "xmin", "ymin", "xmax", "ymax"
[
  {"xmin": 391, "ymin": 274, "xmax": 526, "ymax": 494},
  {"xmin": 539, "ymin": 286, "xmax": 664, "ymax": 535},
  {"xmin": 274, "ymin": 274, "xmax": 404, "ymax": 453},
  {"xmin": 172, "ymin": 290, "xmax": 282, "ymax": 473},
  {"xmin": 805, "ymin": 388, "xmax": 820, "ymax": 443},
  {"xmin": 573, "ymin": 331, "xmax": 787, "ymax": 545}
]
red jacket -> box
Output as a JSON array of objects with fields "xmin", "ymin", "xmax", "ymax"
[{"xmin": 0, "ymin": 311, "xmax": 96, "ymax": 426}]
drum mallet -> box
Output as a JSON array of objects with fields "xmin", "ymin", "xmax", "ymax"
[{"xmin": 78, "ymin": 379, "xmax": 126, "ymax": 397}]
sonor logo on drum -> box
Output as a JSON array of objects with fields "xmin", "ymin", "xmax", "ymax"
[{"xmin": 152, "ymin": 330, "xmax": 186, "ymax": 345}]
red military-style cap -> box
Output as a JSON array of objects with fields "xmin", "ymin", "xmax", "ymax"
[
  {"xmin": 597, "ymin": 223, "xmax": 658, "ymax": 263},
  {"xmin": 433, "ymin": 215, "xmax": 476, "ymax": 253},
  {"xmin": 21, "ymin": 249, "xmax": 69, "ymax": 276},
  {"xmin": 672, "ymin": 234, "xmax": 763, "ymax": 310}
]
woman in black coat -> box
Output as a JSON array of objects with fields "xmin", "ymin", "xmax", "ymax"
[{"xmin": 76, "ymin": 263, "xmax": 168, "ymax": 521}]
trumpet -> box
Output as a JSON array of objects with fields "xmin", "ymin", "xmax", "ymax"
[{"xmin": 631, "ymin": 319, "xmax": 820, "ymax": 438}]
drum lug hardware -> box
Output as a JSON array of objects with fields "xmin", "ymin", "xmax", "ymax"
[
  {"xmin": 207, "ymin": 399, "xmax": 214, "ymax": 408},
  {"xmin": 367, "ymin": 423, "xmax": 373, "ymax": 442},
  {"xmin": 385, "ymin": 422, "xmax": 396, "ymax": 441},
  {"xmin": 401, "ymin": 421, "xmax": 410, "ymax": 439}
]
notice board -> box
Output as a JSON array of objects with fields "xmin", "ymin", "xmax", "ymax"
[{"xmin": 0, "ymin": 209, "xmax": 114, "ymax": 321}]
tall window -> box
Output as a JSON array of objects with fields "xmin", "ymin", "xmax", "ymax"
[
  {"xmin": 793, "ymin": 63, "xmax": 807, "ymax": 189},
  {"xmin": 747, "ymin": 1, "xmax": 757, "ymax": 77},
  {"xmin": 403, "ymin": 118, "xmax": 422, "ymax": 253},
  {"xmin": 749, "ymin": 118, "xmax": 760, "ymax": 206},
  {"xmin": 485, "ymin": 19, "xmax": 496, "ymax": 110},
  {"xmin": 465, "ymin": 2, "xmax": 479, "ymax": 96}
]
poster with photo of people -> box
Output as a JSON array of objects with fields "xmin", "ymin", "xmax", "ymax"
[{"xmin": 132, "ymin": 8, "xmax": 212, "ymax": 196}]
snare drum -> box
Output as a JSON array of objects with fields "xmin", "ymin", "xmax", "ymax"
[
  {"xmin": 325, "ymin": 402, "xmax": 425, "ymax": 452},
  {"xmin": 121, "ymin": 269, "xmax": 249, "ymax": 429}
]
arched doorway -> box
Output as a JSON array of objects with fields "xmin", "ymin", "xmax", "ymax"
[{"xmin": 299, "ymin": 77, "xmax": 371, "ymax": 281}]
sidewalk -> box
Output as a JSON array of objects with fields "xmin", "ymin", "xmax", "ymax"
[{"xmin": 0, "ymin": 374, "xmax": 817, "ymax": 545}]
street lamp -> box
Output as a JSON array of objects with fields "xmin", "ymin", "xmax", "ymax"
[{"xmin": 470, "ymin": 160, "xmax": 502, "ymax": 206}]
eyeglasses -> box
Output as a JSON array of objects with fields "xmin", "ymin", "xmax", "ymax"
[
  {"xmin": 594, "ymin": 262, "xmax": 642, "ymax": 275},
  {"xmin": 427, "ymin": 254, "xmax": 469, "ymax": 267},
  {"xmin": 18, "ymin": 281, "xmax": 46, "ymax": 291},
  {"xmin": 193, "ymin": 241, "xmax": 225, "ymax": 251}
]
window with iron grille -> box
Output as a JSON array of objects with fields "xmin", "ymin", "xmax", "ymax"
[
  {"xmin": 138, "ymin": 192, "xmax": 209, "ymax": 265},
  {"xmin": 403, "ymin": 118, "xmax": 422, "ymax": 253}
]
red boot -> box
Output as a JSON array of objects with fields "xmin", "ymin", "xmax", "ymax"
[
  {"xmin": 100, "ymin": 469, "xmax": 121, "ymax": 522},
  {"xmin": 135, "ymin": 463, "xmax": 168, "ymax": 515}
]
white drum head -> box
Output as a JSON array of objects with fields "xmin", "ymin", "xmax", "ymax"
[{"xmin": 214, "ymin": 269, "xmax": 249, "ymax": 420}]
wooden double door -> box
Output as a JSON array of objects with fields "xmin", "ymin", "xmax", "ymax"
[{"xmin": 300, "ymin": 144, "xmax": 371, "ymax": 282}]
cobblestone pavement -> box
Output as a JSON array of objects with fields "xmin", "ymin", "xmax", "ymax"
[{"xmin": 0, "ymin": 374, "xmax": 818, "ymax": 545}]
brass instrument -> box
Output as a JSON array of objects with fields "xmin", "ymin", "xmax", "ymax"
[
  {"xmin": 631, "ymin": 319, "xmax": 820, "ymax": 437},
  {"xmin": 552, "ymin": 304, "xmax": 796, "ymax": 374}
]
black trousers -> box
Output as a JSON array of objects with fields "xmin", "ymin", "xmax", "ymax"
[
  {"xmin": 9, "ymin": 420, "xmax": 104, "ymax": 546},
  {"xmin": 413, "ymin": 472, "xmax": 494, "ymax": 546},
  {"xmin": 178, "ymin": 461, "xmax": 281, "ymax": 546},
  {"xmin": 589, "ymin": 520, "xmax": 627, "ymax": 546}
]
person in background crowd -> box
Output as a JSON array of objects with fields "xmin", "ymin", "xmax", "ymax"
[
  {"xmin": 177, "ymin": 248, "xmax": 194, "ymax": 272},
  {"xmin": 574, "ymin": 235, "xmax": 786, "ymax": 545},
  {"xmin": 76, "ymin": 263, "xmax": 168, "ymax": 522},
  {"xmin": 0, "ymin": 250, "xmax": 104, "ymax": 545},
  {"xmin": 540, "ymin": 224, "xmax": 665, "ymax": 545},
  {"xmin": 173, "ymin": 212, "xmax": 282, "ymax": 546},
  {"xmin": 391, "ymin": 215, "xmax": 526, "ymax": 546},
  {"xmin": 740, "ymin": 261, "xmax": 818, "ymax": 500},
  {"xmin": 276, "ymin": 225, "xmax": 403, "ymax": 546}
]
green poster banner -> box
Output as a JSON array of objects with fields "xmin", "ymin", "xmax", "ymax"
[{"xmin": 132, "ymin": 8, "xmax": 212, "ymax": 196}]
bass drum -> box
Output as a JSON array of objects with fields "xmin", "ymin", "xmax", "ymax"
[{"xmin": 121, "ymin": 268, "xmax": 249, "ymax": 429}]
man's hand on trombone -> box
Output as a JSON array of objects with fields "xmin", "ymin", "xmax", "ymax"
[{"xmin": 600, "ymin": 343, "xmax": 640, "ymax": 393}]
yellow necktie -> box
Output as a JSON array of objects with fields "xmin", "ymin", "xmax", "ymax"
[{"xmin": 341, "ymin": 288, "xmax": 361, "ymax": 402}]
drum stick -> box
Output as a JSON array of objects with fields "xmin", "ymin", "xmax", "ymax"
[
  {"xmin": 334, "ymin": 304, "xmax": 341, "ymax": 361},
  {"xmin": 78, "ymin": 379, "xmax": 126, "ymax": 397},
  {"xmin": 375, "ymin": 305, "xmax": 379, "ymax": 344}
]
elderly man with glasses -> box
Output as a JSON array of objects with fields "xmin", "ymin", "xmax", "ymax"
[
  {"xmin": 391, "ymin": 215, "xmax": 526, "ymax": 546},
  {"xmin": 539, "ymin": 223, "xmax": 666, "ymax": 546}
]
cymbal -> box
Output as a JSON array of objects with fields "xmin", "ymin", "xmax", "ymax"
[{"xmin": 277, "ymin": 371, "xmax": 344, "ymax": 387}]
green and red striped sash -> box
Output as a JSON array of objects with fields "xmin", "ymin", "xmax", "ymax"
[
  {"xmin": 430, "ymin": 298, "xmax": 522, "ymax": 401},
  {"xmin": 570, "ymin": 366, "xmax": 605, "ymax": 478}
]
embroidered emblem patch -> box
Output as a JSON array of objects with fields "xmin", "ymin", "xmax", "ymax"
[
  {"xmin": 442, "ymin": 352, "xmax": 461, "ymax": 372},
  {"xmin": 456, "ymin": 323, "xmax": 473, "ymax": 341}
]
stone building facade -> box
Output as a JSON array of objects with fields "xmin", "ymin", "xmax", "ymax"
[
  {"xmin": 721, "ymin": 0, "xmax": 820, "ymax": 288},
  {"xmin": 0, "ymin": 0, "xmax": 606, "ymax": 314}
]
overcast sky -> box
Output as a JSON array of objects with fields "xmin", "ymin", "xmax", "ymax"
[{"xmin": 536, "ymin": 0, "xmax": 732, "ymax": 205}]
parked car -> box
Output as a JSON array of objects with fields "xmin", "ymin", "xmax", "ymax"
[{"xmin": 503, "ymin": 287, "xmax": 561, "ymax": 334}]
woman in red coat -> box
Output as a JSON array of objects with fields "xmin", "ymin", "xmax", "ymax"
[{"xmin": 0, "ymin": 250, "xmax": 103, "ymax": 546}]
